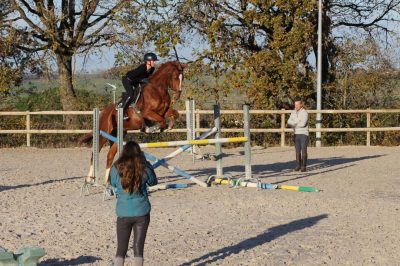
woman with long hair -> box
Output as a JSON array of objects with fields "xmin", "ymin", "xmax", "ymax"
[{"xmin": 109, "ymin": 141, "xmax": 158, "ymax": 266}]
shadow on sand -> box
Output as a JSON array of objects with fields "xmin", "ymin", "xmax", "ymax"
[
  {"xmin": 39, "ymin": 255, "xmax": 101, "ymax": 265},
  {"xmin": 0, "ymin": 176, "xmax": 83, "ymax": 192},
  {"xmin": 188, "ymin": 154, "xmax": 385, "ymax": 184},
  {"xmin": 179, "ymin": 214, "xmax": 328, "ymax": 266}
]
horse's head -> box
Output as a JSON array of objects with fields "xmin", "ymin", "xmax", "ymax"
[
  {"xmin": 150, "ymin": 61, "xmax": 187, "ymax": 101},
  {"xmin": 168, "ymin": 61, "xmax": 187, "ymax": 101}
]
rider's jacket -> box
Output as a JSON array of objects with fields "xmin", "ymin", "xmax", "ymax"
[{"xmin": 125, "ymin": 64, "xmax": 155, "ymax": 87}]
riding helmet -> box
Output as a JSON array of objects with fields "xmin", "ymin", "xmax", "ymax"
[{"xmin": 144, "ymin": 52, "xmax": 158, "ymax": 61}]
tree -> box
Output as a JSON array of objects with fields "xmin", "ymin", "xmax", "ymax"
[
  {"xmin": 317, "ymin": 0, "xmax": 400, "ymax": 106},
  {"xmin": 139, "ymin": 1, "xmax": 317, "ymax": 109},
  {"xmin": 0, "ymin": 0, "xmax": 23, "ymax": 96},
  {"xmin": 4, "ymin": 0, "xmax": 139, "ymax": 123}
]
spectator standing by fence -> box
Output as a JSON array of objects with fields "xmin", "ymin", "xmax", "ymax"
[{"xmin": 287, "ymin": 98, "xmax": 309, "ymax": 172}]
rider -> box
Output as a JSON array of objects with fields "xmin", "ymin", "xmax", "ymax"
[{"xmin": 119, "ymin": 52, "xmax": 158, "ymax": 119}]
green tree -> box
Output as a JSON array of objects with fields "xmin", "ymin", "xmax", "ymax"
[{"xmin": 138, "ymin": 1, "xmax": 317, "ymax": 109}]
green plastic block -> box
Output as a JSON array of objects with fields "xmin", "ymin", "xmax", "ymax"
[
  {"xmin": 0, "ymin": 251, "xmax": 18, "ymax": 266},
  {"xmin": 16, "ymin": 247, "xmax": 45, "ymax": 266},
  {"xmin": 298, "ymin": 186, "xmax": 318, "ymax": 192}
]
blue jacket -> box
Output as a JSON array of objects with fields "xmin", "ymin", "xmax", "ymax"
[{"xmin": 109, "ymin": 162, "xmax": 158, "ymax": 217}]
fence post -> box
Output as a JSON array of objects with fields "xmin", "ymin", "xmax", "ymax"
[
  {"xmin": 281, "ymin": 109, "xmax": 285, "ymax": 147},
  {"xmin": 26, "ymin": 112, "xmax": 31, "ymax": 147},
  {"xmin": 366, "ymin": 108, "xmax": 371, "ymax": 146}
]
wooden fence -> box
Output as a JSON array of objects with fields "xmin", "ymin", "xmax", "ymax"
[{"xmin": 1, "ymin": 109, "xmax": 400, "ymax": 147}]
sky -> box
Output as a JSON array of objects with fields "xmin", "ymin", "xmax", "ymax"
[
  {"xmin": 74, "ymin": 47, "xmax": 117, "ymax": 73},
  {"xmin": 74, "ymin": 41, "xmax": 200, "ymax": 73}
]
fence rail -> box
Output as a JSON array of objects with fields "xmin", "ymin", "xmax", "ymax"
[{"xmin": 1, "ymin": 109, "xmax": 399, "ymax": 147}]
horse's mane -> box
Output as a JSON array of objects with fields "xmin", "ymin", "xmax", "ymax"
[{"xmin": 149, "ymin": 61, "xmax": 181, "ymax": 84}]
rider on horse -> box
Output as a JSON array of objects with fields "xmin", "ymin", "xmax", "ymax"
[{"xmin": 119, "ymin": 52, "xmax": 158, "ymax": 119}]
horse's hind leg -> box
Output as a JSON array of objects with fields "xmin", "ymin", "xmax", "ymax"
[
  {"xmin": 164, "ymin": 108, "xmax": 179, "ymax": 131},
  {"xmin": 104, "ymin": 142, "xmax": 118, "ymax": 185}
]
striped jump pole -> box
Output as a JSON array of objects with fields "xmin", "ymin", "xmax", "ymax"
[
  {"xmin": 139, "ymin": 136, "xmax": 248, "ymax": 148},
  {"xmin": 213, "ymin": 178, "xmax": 318, "ymax": 192},
  {"xmin": 152, "ymin": 127, "xmax": 218, "ymax": 169},
  {"xmin": 144, "ymin": 151, "xmax": 208, "ymax": 188},
  {"xmin": 98, "ymin": 132, "xmax": 246, "ymax": 149},
  {"xmin": 98, "ymin": 130, "xmax": 209, "ymax": 187}
]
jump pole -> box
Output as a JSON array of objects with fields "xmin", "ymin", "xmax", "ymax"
[
  {"xmin": 99, "ymin": 130, "xmax": 210, "ymax": 187},
  {"xmin": 151, "ymin": 127, "xmax": 218, "ymax": 169},
  {"xmin": 212, "ymin": 177, "xmax": 318, "ymax": 192}
]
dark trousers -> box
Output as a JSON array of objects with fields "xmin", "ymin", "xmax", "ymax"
[
  {"xmin": 116, "ymin": 214, "xmax": 150, "ymax": 258},
  {"xmin": 294, "ymin": 134, "xmax": 309, "ymax": 156},
  {"xmin": 122, "ymin": 76, "xmax": 135, "ymax": 96}
]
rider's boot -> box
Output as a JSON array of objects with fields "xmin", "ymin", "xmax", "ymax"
[
  {"xmin": 131, "ymin": 86, "xmax": 141, "ymax": 106},
  {"xmin": 120, "ymin": 96, "xmax": 131, "ymax": 120}
]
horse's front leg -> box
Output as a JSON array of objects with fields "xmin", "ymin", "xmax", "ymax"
[
  {"xmin": 164, "ymin": 107, "xmax": 179, "ymax": 131},
  {"xmin": 142, "ymin": 110, "xmax": 167, "ymax": 133}
]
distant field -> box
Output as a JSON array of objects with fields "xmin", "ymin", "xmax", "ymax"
[
  {"xmin": 20, "ymin": 76, "xmax": 124, "ymax": 95},
  {"xmin": 18, "ymin": 75, "xmax": 247, "ymax": 108}
]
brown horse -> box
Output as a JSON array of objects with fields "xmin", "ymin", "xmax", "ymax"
[{"xmin": 80, "ymin": 61, "xmax": 186, "ymax": 185}]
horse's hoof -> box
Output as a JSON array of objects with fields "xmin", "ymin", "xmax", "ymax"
[
  {"xmin": 145, "ymin": 126, "xmax": 160, "ymax": 133},
  {"xmin": 105, "ymin": 187, "xmax": 115, "ymax": 197},
  {"xmin": 85, "ymin": 176, "xmax": 96, "ymax": 184}
]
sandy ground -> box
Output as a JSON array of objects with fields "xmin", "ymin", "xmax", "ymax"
[{"xmin": 0, "ymin": 145, "xmax": 399, "ymax": 266}]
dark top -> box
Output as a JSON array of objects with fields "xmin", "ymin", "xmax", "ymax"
[
  {"xmin": 125, "ymin": 64, "xmax": 155, "ymax": 87},
  {"xmin": 109, "ymin": 162, "xmax": 158, "ymax": 217}
]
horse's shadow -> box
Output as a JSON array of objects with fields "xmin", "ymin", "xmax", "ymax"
[
  {"xmin": 179, "ymin": 214, "xmax": 328, "ymax": 266},
  {"xmin": 0, "ymin": 176, "xmax": 82, "ymax": 192},
  {"xmin": 187, "ymin": 154, "xmax": 385, "ymax": 183},
  {"xmin": 39, "ymin": 255, "xmax": 101, "ymax": 265}
]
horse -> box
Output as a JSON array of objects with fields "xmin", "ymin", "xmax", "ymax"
[{"xmin": 80, "ymin": 61, "xmax": 186, "ymax": 185}]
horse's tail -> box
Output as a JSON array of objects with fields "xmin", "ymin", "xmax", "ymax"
[
  {"xmin": 79, "ymin": 132, "xmax": 93, "ymax": 145},
  {"xmin": 78, "ymin": 104, "xmax": 117, "ymax": 146}
]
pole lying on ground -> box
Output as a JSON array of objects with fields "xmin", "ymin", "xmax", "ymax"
[{"xmin": 213, "ymin": 178, "xmax": 318, "ymax": 192}]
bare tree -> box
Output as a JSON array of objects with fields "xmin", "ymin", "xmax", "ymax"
[
  {"xmin": 317, "ymin": 0, "xmax": 400, "ymax": 84},
  {"xmin": 4, "ymin": 0, "xmax": 138, "ymax": 123}
]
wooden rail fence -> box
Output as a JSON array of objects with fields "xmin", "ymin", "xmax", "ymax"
[{"xmin": 1, "ymin": 109, "xmax": 399, "ymax": 147}]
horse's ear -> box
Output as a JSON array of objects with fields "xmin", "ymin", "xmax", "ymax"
[{"xmin": 180, "ymin": 63, "xmax": 188, "ymax": 69}]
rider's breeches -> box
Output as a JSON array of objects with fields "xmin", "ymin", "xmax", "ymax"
[
  {"xmin": 116, "ymin": 214, "xmax": 150, "ymax": 258},
  {"xmin": 122, "ymin": 76, "xmax": 135, "ymax": 97}
]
